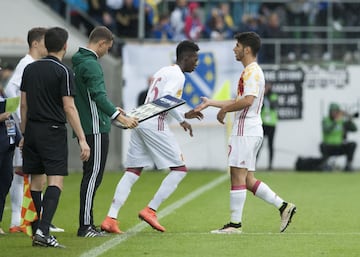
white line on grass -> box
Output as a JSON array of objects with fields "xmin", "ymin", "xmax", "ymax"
[
  {"xmin": 161, "ymin": 232, "xmax": 360, "ymax": 236},
  {"xmin": 79, "ymin": 174, "xmax": 228, "ymax": 257}
]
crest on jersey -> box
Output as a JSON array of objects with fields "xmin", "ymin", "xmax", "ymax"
[{"xmin": 182, "ymin": 52, "xmax": 216, "ymax": 108}]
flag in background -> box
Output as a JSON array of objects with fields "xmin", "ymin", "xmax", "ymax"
[
  {"xmin": 20, "ymin": 175, "xmax": 37, "ymax": 237},
  {"xmin": 183, "ymin": 52, "xmax": 216, "ymax": 108},
  {"xmin": 213, "ymin": 79, "xmax": 231, "ymax": 100}
]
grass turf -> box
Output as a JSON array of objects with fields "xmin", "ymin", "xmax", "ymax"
[{"xmin": 0, "ymin": 170, "xmax": 359, "ymax": 257}]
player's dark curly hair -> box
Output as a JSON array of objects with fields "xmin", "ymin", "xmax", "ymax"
[
  {"xmin": 45, "ymin": 27, "xmax": 68, "ymax": 53},
  {"xmin": 176, "ymin": 40, "xmax": 200, "ymax": 60},
  {"xmin": 234, "ymin": 32, "xmax": 261, "ymax": 56}
]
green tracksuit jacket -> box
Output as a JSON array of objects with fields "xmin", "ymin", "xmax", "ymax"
[{"xmin": 72, "ymin": 47, "xmax": 118, "ymax": 135}]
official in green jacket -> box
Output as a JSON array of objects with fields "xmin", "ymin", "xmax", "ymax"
[
  {"xmin": 260, "ymin": 83, "xmax": 278, "ymax": 170},
  {"xmin": 320, "ymin": 103, "xmax": 357, "ymax": 171},
  {"xmin": 72, "ymin": 26, "xmax": 138, "ymax": 237}
]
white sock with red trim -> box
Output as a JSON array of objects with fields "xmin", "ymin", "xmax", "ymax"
[
  {"xmin": 148, "ymin": 171, "xmax": 186, "ymax": 211},
  {"xmin": 108, "ymin": 172, "xmax": 139, "ymax": 218},
  {"xmin": 254, "ymin": 181, "xmax": 284, "ymax": 208}
]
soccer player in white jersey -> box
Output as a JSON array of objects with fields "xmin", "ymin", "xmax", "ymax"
[
  {"xmin": 101, "ymin": 40, "xmax": 203, "ymax": 233},
  {"xmin": 4, "ymin": 28, "xmax": 49, "ymax": 233},
  {"xmin": 195, "ymin": 32, "xmax": 296, "ymax": 234}
]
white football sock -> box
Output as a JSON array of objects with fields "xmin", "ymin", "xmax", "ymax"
[
  {"xmin": 254, "ymin": 181, "xmax": 284, "ymax": 208},
  {"xmin": 230, "ymin": 189, "xmax": 247, "ymax": 224},
  {"xmin": 9, "ymin": 173, "xmax": 24, "ymax": 227},
  {"xmin": 148, "ymin": 171, "xmax": 186, "ymax": 211},
  {"xmin": 107, "ymin": 172, "xmax": 139, "ymax": 218}
]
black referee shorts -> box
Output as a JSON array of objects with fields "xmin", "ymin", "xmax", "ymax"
[{"xmin": 23, "ymin": 120, "xmax": 68, "ymax": 176}]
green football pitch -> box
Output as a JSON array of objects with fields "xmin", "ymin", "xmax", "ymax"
[{"xmin": 1, "ymin": 170, "xmax": 359, "ymax": 257}]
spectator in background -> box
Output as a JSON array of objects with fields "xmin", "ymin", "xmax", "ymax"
[
  {"xmin": 134, "ymin": 0, "xmax": 160, "ymax": 37},
  {"xmin": 259, "ymin": 2, "xmax": 287, "ymax": 24},
  {"xmin": 260, "ymin": 83, "xmax": 278, "ymax": 170},
  {"xmin": 42, "ymin": 0, "xmax": 66, "ymax": 16},
  {"xmin": 285, "ymin": 0, "xmax": 311, "ymax": 60},
  {"xmin": 66, "ymin": 0, "xmax": 93, "ymax": 35},
  {"xmin": 238, "ymin": 14, "xmax": 265, "ymax": 36},
  {"xmin": 262, "ymin": 12, "xmax": 287, "ymax": 63},
  {"xmin": 106, "ymin": 0, "xmax": 123, "ymax": 28},
  {"xmin": 320, "ymin": 103, "xmax": 357, "ymax": 171},
  {"xmin": 184, "ymin": 2, "xmax": 204, "ymax": 41},
  {"xmin": 151, "ymin": 13, "xmax": 174, "ymax": 41},
  {"xmin": 170, "ymin": 0, "xmax": 188, "ymax": 41},
  {"xmin": 205, "ymin": 7, "xmax": 233, "ymax": 40},
  {"xmin": 116, "ymin": 0, "xmax": 142, "ymax": 38},
  {"xmin": 218, "ymin": 2, "xmax": 236, "ymax": 32},
  {"xmin": 232, "ymin": 1, "xmax": 261, "ymax": 26},
  {"xmin": 87, "ymin": 0, "xmax": 114, "ymax": 32}
]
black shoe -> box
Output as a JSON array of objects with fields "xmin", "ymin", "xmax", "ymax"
[
  {"xmin": 210, "ymin": 222, "xmax": 242, "ymax": 234},
  {"xmin": 77, "ymin": 226, "xmax": 106, "ymax": 237},
  {"xmin": 32, "ymin": 231, "xmax": 65, "ymax": 248}
]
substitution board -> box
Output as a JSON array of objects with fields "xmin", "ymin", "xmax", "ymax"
[{"xmin": 113, "ymin": 94, "xmax": 186, "ymax": 129}]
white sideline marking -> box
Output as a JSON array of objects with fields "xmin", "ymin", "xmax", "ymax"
[
  {"xmin": 79, "ymin": 174, "xmax": 228, "ymax": 257},
  {"xmin": 162, "ymin": 232, "xmax": 360, "ymax": 236}
]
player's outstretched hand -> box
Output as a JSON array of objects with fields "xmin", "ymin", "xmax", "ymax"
[
  {"xmin": 180, "ymin": 120, "xmax": 193, "ymax": 137},
  {"xmin": 194, "ymin": 97, "xmax": 210, "ymax": 112},
  {"xmin": 118, "ymin": 115, "xmax": 139, "ymax": 129},
  {"xmin": 185, "ymin": 109, "xmax": 204, "ymax": 120},
  {"xmin": 79, "ymin": 139, "xmax": 90, "ymax": 162}
]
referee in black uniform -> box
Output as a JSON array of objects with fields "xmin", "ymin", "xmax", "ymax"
[{"xmin": 20, "ymin": 27, "xmax": 90, "ymax": 248}]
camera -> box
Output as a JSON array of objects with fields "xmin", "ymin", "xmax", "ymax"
[{"xmin": 346, "ymin": 111, "xmax": 359, "ymax": 119}]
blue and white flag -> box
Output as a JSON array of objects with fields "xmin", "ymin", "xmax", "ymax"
[{"xmin": 183, "ymin": 52, "xmax": 216, "ymax": 108}]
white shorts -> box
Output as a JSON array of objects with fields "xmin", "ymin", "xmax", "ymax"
[
  {"xmin": 125, "ymin": 127, "xmax": 185, "ymax": 170},
  {"xmin": 228, "ymin": 136, "xmax": 263, "ymax": 171},
  {"xmin": 13, "ymin": 147, "xmax": 23, "ymax": 167}
]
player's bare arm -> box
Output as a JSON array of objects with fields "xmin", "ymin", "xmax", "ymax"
[
  {"xmin": 217, "ymin": 95, "xmax": 255, "ymax": 124},
  {"xmin": 194, "ymin": 96, "xmax": 234, "ymax": 112}
]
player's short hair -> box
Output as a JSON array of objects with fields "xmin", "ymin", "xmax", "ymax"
[
  {"xmin": 176, "ymin": 40, "xmax": 200, "ymax": 61},
  {"xmin": 234, "ymin": 32, "xmax": 261, "ymax": 56},
  {"xmin": 27, "ymin": 27, "xmax": 47, "ymax": 48},
  {"xmin": 89, "ymin": 26, "xmax": 114, "ymax": 43},
  {"xmin": 44, "ymin": 27, "xmax": 68, "ymax": 53}
]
